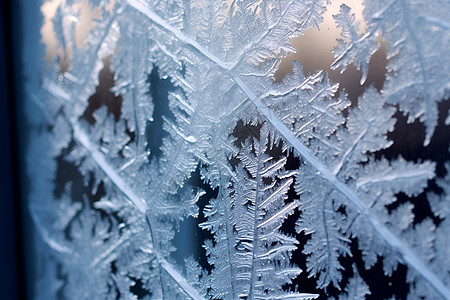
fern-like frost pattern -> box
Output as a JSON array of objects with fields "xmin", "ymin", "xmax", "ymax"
[{"xmin": 27, "ymin": 0, "xmax": 450, "ymax": 299}]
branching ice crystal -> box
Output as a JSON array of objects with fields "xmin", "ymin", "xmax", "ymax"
[{"xmin": 27, "ymin": 0, "xmax": 450, "ymax": 299}]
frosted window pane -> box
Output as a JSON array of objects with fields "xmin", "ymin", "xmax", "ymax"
[{"xmin": 24, "ymin": 0, "xmax": 450, "ymax": 299}]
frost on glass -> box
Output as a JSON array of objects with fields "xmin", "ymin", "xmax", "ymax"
[{"xmin": 27, "ymin": 0, "xmax": 450, "ymax": 299}]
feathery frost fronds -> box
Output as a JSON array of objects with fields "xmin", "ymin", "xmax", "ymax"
[{"xmin": 28, "ymin": 0, "xmax": 450, "ymax": 299}]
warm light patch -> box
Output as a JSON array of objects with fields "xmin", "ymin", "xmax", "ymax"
[
  {"xmin": 275, "ymin": 0, "xmax": 368, "ymax": 81},
  {"xmin": 40, "ymin": 0, "xmax": 108, "ymax": 71},
  {"xmin": 274, "ymin": 0, "xmax": 387, "ymax": 105}
]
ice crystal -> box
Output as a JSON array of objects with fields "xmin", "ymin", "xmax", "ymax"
[{"xmin": 27, "ymin": 0, "xmax": 450, "ymax": 299}]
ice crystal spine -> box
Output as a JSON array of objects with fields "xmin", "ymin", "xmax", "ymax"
[{"xmin": 27, "ymin": 0, "xmax": 450, "ymax": 299}]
